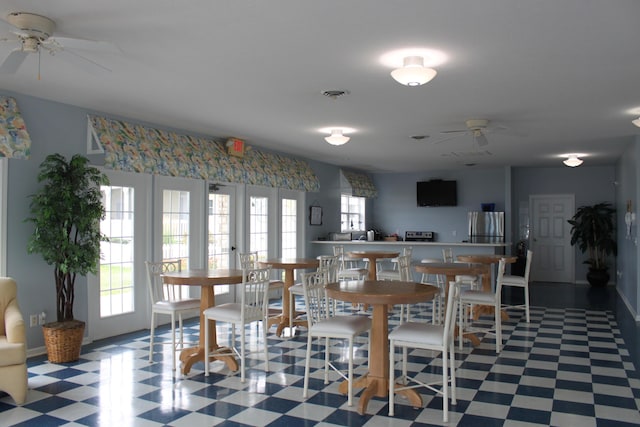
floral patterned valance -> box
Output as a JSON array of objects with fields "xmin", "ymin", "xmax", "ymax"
[
  {"xmin": 0, "ymin": 96, "xmax": 31, "ymax": 159},
  {"xmin": 88, "ymin": 115, "xmax": 319, "ymax": 192},
  {"xmin": 341, "ymin": 169, "xmax": 377, "ymax": 198}
]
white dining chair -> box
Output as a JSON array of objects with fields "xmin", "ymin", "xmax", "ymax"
[
  {"xmin": 389, "ymin": 280, "xmax": 459, "ymax": 422},
  {"xmin": 203, "ymin": 267, "xmax": 272, "ymax": 383},
  {"xmin": 376, "ymin": 246, "xmax": 413, "ymax": 281},
  {"xmin": 458, "ymin": 258, "xmax": 506, "ymax": 353},
  {"xmin": 145, "ymin": 260, "xmax": 200, "ymax": 372},
  {"xmin": 333, "ymin": 245, "xmax": 368, "ymax": 280},
  {"xmin": 501, "ymin": 250, "xmax": 533, "ymax": 322},
  {"xmin": 302, "ymin": 270, "xmax": 371, "ymax": 407}
]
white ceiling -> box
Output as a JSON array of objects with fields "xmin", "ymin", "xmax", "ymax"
[{"xmin": 0, "ymin": 1, "xmax": 638, "ymax": 173}]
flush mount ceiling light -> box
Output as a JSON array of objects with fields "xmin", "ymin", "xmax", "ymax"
[
  {"xmin": 563, "ymin": 154, "xmax": 584, "ymax": 167},
  {"xmin": 324, "ymin": 129, "xmax": 350, "ymax": 146},
  {"xmin": 632, "ymin": 117, "xmax": 640, "ymax": 128},
  {"xmin": 390, "ymin": 56, "xmax": 437, "ymax": 86}
]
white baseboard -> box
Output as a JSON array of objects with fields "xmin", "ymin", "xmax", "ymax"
[{"xmin": 617, "ymin": 287, "xmax": 640, "ymax": 321}]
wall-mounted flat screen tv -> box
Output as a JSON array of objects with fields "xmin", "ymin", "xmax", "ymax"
[{"xmin": 417, "ymin": 180, "xmax": 457, "ymax": 207}]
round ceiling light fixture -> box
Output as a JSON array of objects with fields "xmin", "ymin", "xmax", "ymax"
[
  {"xmin": 324, "ymin": 128, "xmax": 350, "ymax": 146},
  {"xmin": 563, "ymin": 154, "xmax": 584, "ymax": 167},
  {"xmin": 390, "ymin": 56, "xmax": 437, "ymax": 86},
  {"xmin": 632, "ymin": 117, "xmax": 640, "ymax": 128}
]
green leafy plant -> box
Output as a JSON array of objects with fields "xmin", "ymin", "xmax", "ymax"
[
  {"xmin": 26, "ymin": 154, "xmax": 109, "ymax": 323},
  {"xmin": 568, "ymin": 202, "xmax": 617, "ymax": 271}
]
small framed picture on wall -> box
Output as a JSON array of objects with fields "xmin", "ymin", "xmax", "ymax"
[{"xmin": 309, "ymin": 206, "xmax": 323, "ymax": 225}]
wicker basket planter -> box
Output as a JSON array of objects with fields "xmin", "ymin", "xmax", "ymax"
[{"xmin": 42, "ymin": 320, "xmax": 85, "ymax": 363}]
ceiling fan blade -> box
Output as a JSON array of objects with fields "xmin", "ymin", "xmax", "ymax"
[
  {"xmin": 440, "ymin": 129, "xmax": 468, "ymax": 134},
  {"xmin": 56, "ymin": 47, "xmax": 112, "ymax": 73},
  {"xmin": 50, "ymin": 37, "xmax": 121, "ymax": 54},
  {"xmin": 0, "ymin": 49, "xmax": 28, "ymax": 73},
  {"xmin": 474, "ymin": 132, "xmax": 489, "ymax": 147}
]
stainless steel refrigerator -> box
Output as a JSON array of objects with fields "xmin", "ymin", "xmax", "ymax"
[{"xmin": 468, "ymin": 211, "xmax": 505, "ymax": 243}]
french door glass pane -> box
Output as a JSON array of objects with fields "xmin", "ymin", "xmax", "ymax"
[
  {"xmin": 281, "ymin": 198, "xmax": 296, "ymax": 258},
  {"xmin": 208, "ymin": 192, "xmax": 230, "ymax": 295},
  {"xmin": 99, "ymin": 185, "xmax": 135, "ymax": 317},
  {"xmin": 163, "ymin": 190, "xmax": 190, "ymax": 266},
  {"xmin": 249, "ymin": 196, "xmax": 268, "ymax": 261}
]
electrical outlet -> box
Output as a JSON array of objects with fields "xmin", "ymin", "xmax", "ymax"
[
  {"xmin": 38, "ymin": 312, "xmax": 46, "ymax": 325},
  {"xmin": 30, "ymin": 314, "xmax": 38, "ymax": 327}
]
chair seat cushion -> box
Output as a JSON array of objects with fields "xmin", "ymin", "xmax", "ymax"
[
  {"xmin": 460, "ymin": 290, "xmax": 496, "ymax": 304},
  {"xmin": 389, "ymin": 322, "xmax": 445, "ymax": 347},
  {"xmin": 0, "ymin": 338, "xmax": 26, "ymax": 366},
  {"xmin": 311, "ymin": 315, "xmax": 371, "ymax": 335},
  {"xmin": 289, "ymin": 283, "xmax": 304, "ymax": 296},
  {"xmin": 204, "ymin": 303, "xmax": 263, "ymax": 323},
  {"xmin": 502, "ymin": 275, "xmax": 526, "ymax": 287},
  {"xmin": 154, "ymin": 299, "xmax": 200, "ymax": 311}
]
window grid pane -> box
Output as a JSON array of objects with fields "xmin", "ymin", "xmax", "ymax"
[
  {"xmin": 340, "ymin": 195, "xmax": 365, "ymax": 232},
  {"xmin": 281, "ymin": 198, "xmax": 296, "ymax": 259},
  {"xmin": 250, "ymin": 196, "xmax": 269, "ymax": 262},
  {"xmin": 163, "ymin": 190, "xmax": 190, "ymax": 266},
  {"xmin": 99, "ymin": 185, "xmax": 135, "ymax": 318},
  {"xmin": 208, "ymin": 192, "xmax": 230, "ymax": 295}
]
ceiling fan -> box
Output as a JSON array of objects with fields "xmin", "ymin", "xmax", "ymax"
[
  {"xmin": 0, "ymin": 12, "xmax": 118, "ymax": 77},
  {"xmin": 436, "ymin": 119, "xmax": 504, "ymax": 147}
]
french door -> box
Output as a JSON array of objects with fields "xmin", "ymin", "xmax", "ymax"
[
  {"xmin": 88, "ymin": 170, "xmax": 151, "ymax": 340},
  {"xmin": 206, "ymin": 183, "xmax": 236, "ymax": 304}
]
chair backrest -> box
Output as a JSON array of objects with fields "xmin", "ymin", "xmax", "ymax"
[
  {"xmin": 442, "ymin": 248, "xmax": 454, "ymax": 262},
  {"xmin": 402, "ymin": 246, "xmax": 413, "ymax": 257},
  {"xmin": 301, "ymin": 270, "xmax": 331, "ymax": 325},
  {"xmin": 318, "ymin": 255, "xmax": 339, "ymax": 282},
  {"xmin": 443, "ymin": 281, "xmax": 460, "ymax": 342},
  {"xmin": 397, "ymin": 255, "xmax": 412, "ymax": 281},
  {"xmin": 238, "ymin": 251, "xmax": 259, "ymax": 270},
  {"xmin": 523, "ymin": 250, "xmax": 533, "ymax": 281},
  {"xmin": 332, "ymin": 245, "xmax": 346, "ymax": 270},
  {"xmin": 240, "ymin": 267, "xmax": 272, "ymax": 321},
  {"xmin": 145, "ymin": 260, "xmax": 184, "ymax": 304}
]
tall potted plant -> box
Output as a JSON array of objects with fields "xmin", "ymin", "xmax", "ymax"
[
  {"xmin": 26, "ymin": 153, "xmax": 109, "ymax": 362},
  {"xmin": 568, "ymin": 202, "xmax": 617, "ymax": 287}
]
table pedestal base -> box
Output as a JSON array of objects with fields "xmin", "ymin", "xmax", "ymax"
[
  {"xmin": 268, "ymin": 314, "xmax": 308, "ymax": 337},
  {"xmin": 474, "ymin": 305, "xmax": 510, "ymax": 321},
  {"xmin": 179, "ymin": 345, "xmax": 238, "ymax": 375},
  {"xmin": 338, "ymin": 374, "xmax": 422, "ymax": 415}
]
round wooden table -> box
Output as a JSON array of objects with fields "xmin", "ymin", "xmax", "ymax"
[
  {"xmin": 162, "ymin": 268, "xmax": 244, "ymax": 375},
  {"xmin": 259, "ymin": 258, "xmax": 319, "ymax": 336},
  {"xmin": 325, "ymin": 280, "xmax": 438, "ymax": 415},
  {"xmin": 346, "ymin": 250, "xmax": 400, "ymax": 280}
]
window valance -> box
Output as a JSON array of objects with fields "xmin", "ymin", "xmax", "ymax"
[
  {"xmin": 0, "ymin": 96, "xmax": 31, "ymax": 159},
  {"xmin": 88, "ymin": 115, "xmax": 320, "ymax": 192},
  {"xmin": 340, "ymin": 169, "xmax": 377, "ymax": 198}
]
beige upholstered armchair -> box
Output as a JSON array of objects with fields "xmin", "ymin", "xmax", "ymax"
[{"xmin": 0, "ymin": 277, "xmax": 27, "ymax": 404}]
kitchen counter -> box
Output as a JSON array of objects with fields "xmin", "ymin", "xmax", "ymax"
[{"xmin": 311, "ymin": 240, "xmax": 509, "ymax": 248}]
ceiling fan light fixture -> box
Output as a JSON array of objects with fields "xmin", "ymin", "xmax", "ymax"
[
  {"xmin": 390, "ymin": 56, "xmax": 437, "ymax": 86},
  {"xmin": 324, "ymin": 129, "xmax": 350, "ymax": 146},
  {"xmin": 632, "ymin": 117, "xmax": 640, "ymax": 128},
  {"xmin": 563, "ymin": 155, "xmax": 583, "ymax": 167}
]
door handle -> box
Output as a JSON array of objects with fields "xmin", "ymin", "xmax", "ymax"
[{"xmin": 231, "ymin": 246, "xmax": 236, "ymax": 251}]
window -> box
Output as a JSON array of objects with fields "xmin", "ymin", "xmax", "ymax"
[
  {"xmin": 163, "ymin": 189, "xmax": 190, "ymax": 265},
  {"xmin": 281, "ymin": 198, "xmax": 297, "ymax": 258},
  {"xmin": 99, "ymin": 185, "xmax": 135, "ymax": 317},
  {"xmin": 341, "ymin": 195, "xmax": 365, "ymax": 232},
  {"xmin": 249, "ymin": 195, "xmax": 269, "ymax": 261}
]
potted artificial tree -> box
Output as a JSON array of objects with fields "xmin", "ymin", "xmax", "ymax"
[
  {"xmin": 568, "ymin": 202, "xmax": 617, "ymax": 287},
  {"xmin": 26, "ymin": 153, "xmax": 108, "ymax": 362}
]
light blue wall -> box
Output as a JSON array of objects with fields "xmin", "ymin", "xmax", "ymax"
[
  {"xmin": 615, "ymin": 139, "xmax": 639, "ymax": 317},
  {"xmin": 370, "ymin": 168, "xmax": 507, "ymax": 243},
  {"xmin": 511, "ymin": 166, "xmax": 618, "ymax": 281}
]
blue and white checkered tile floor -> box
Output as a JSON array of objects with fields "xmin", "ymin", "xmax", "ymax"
[{"xmin": 1, "ymin": 301, "xmax": 639, "ymax": 426}]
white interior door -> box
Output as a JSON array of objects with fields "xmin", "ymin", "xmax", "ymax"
[
  {"xmin": 530, "ymin": 194, "xmax": 574, "ymax": 283},
  {"xmin": 88, "ymin": 170, "xmax": 151, "ymax": 340},
  {"xmin": 206, "ymin": 183, "xmax": 236, "ymax": 304}
]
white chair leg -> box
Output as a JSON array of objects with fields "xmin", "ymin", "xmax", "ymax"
[
  {"xmin": 178, "ymin": 314, "xmax": 184, "ymax": 348},
  {"xmin": 289, "ymin": 291, "xmax": 294, "ymax": 332},
  {"xmin": 495, "ymin": 304, "xmax": 502, "ymax": 353},
  {"xmin": 458, "ymin": 301, "xmax": 464, "ymax": 350},
  {"xmin": 449, "ymin": 340, "xmax": 457, "ymax": 405},
  {"xmin": 263, "ymin": 317, "xmax": 269, "ymax": 372},
  {"xmin": 324, "ymin": 337, "xmax": 330, "ymax": 385},
  {"xmin": 442, "ymin": 340, "xmax": 449, "ymax": 423},
  {"xmin": 240, "ymin": 323, "xmax": 246, "ymax": 383},
  {"xmin": 171, "ymin": 312, "xmax": 177, "ymax": 371},
  {"xmin": 204, "ymin": 316, "xmax": 210, "ymax": 377},
  {"xmin": 303, "ymin": 334, "xmax": 312, "ymax": 398},
  {"xmin": 347, "ymin": 338, "xmax": 354, "ymax": 406},
  {"xmin": 149, "ymin": 312, "xmax": 156, "ymax": 363},
  {"xmin": 388, "ymin": 341, "xmax": 395, "ymax": 416},
  {"xmin": 524, "ymin": 285, "xmax": 530, "ymax": 323}
]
